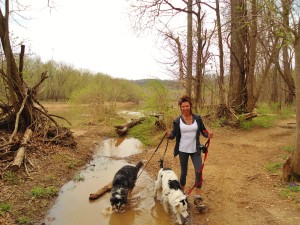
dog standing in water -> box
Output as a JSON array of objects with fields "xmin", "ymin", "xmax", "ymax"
[
  {"xmin": 110, "ymin": 161, "xmax": 144, "ymax": 212},
  {"xmin": 155, "ymin": 167, "xmax": 189, "ymax": 224}
]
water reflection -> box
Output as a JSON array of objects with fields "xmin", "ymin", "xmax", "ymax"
[
  {"xmin": 43, "ymin": 138, "xmax": 174, "ymax": 225},
  {"xmin": 95, "ymin": 138, "xmax": 142, "ymax": 158}
]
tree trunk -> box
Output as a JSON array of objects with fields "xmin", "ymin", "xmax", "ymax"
[
  {"xmin": 0, "ymin": 4, "xmax": 33, "ymax": 130},
  {"xmin": 186, "ymin": 0, "xmax": 193, "ymax": 97},
  {"xmin": 229, "ymin": 0, "xmax": 247, "ymax": 113},
  {"xmin": 246, "ymin": 0, "xmax": 257, "ymax": 112},
  {"xmin": 194, "ymin": 2, "xmax": 203, "ymax": 111},
  {"xmin": 281, "ymin": 0, "xmax": 295, "ymax": 104},
  {"xmin": 216, "ymin": 0, "xmax": 226, "ymax": 106},
  {"xmin": 289, "ymin": 20, "xmax": 300, "ymax": 180},
  {"xmin": 114, "ymin": 117, "xmax": 145, "ymax": 136}
]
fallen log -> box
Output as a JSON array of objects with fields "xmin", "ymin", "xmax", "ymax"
[
  {"xmin": 241, "ymin": 112, "xmax": 258, "ymax": 120},
  {"xmin": 151, "ymin": 113, "xmax": 166, "ymax": 130},
  {"xmin": 89, "ymin": 182, "xmax": 112, "ymax": 200},
  {"xmin": 9, "ymin": 128, "xmax": 33, "ymax": 172},
  {"xmin": 114, "ymin": 117, "xmax": 145, "ymax": 136}
]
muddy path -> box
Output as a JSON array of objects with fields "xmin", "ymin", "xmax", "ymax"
[{"xmin": 129, "ymin": 118, "xmax": 300, "ymax": 225}]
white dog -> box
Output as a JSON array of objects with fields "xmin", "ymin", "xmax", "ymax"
[{"xmin": 155, "ymin": 168, "xmax": 189, "ymax": 224}]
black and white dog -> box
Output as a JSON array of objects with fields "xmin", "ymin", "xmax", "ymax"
[
  {"xmin": 110, "ymin": 161, "xmax": 144, "ymax": 212},
  {"xmin": 155, "ymin": 167, "xmax": 189, "ymax": 224}
]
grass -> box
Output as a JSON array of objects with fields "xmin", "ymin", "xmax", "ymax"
[
  {"xmin": 0, "ymin": 202, "xmax": 11, "ymax": 215},
  {"xmin": 3, "ymin": 171, "xmax": 20, "ymax": 185},
  {"xmin": 31, "ymin": 186, "xmax": 59, "ymax": 198},
  {"xmin": 279, "ymin": 183, "xmax": 300, "ymax": 205},
  {"xmin": 129, "ymin": 117, "xmax": 165, "ymax": 146},
  {"xmin": 239, "ymin": 103, "xmax": 295, "ymax": 130},
  {"xmin": 16, "ymin": 216, "xmax": 32, "ymax": 225},
  {"xmin": 265, "ymin": 162, "xmax": 283, "ymax": 173},
  {"xmin": 281, "ymin": 145, "xmax": 294, "ymax": 154},
  {"xmin": 73, "ymin": 173, "xmax": 85, "ymax": 182}
]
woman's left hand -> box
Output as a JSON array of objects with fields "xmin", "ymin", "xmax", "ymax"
[{"xmin": 208, "ymin": 132, "xmax": 213, "ymax": 138}]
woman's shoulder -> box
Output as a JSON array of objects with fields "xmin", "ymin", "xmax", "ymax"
[
  {"xmin": 192, "ymin": 113, "xmax": 202, "ymax": 119},
  {"xmin": 173, "ymin": 115, "xmax": 181, "ymax": 123}
]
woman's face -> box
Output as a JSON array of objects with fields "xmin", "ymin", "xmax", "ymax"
[{"xmin": 180, "ymin": 101, "xmax": 191, "ymax": 116}]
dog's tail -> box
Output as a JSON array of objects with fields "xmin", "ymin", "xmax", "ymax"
[{"xmin": 135, "ymin": 161, "xmax": 144, "ymax": 171}]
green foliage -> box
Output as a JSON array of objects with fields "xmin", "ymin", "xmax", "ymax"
[
  {"xmin": 279, "ymin": 188, "xmax": 294, "ymax": 198},
  {"xmin": 240, "ymin": 120, "xmax": 253, "ymax": 130},
  {"xmin": 67, "ymin": 162, "xmax": 76, "ymax": 169},
  {"xmin": 142, "ymin": 80, "xmax": 172, "ymax": 113},
  {"xmin": 265, "ymin": 162, "xmax": 283, "ymax": 173},
  {"xmin": 281, "ymin": 145, "xmax": 294, "ymax": 153},
  {"xmin": 279, "ymin": 184, "xmax": 300, "ymax": 203},
  {"xmin": 140, "ymin": 79, "xmax": 179, "ymax": 130},
  {"xmin": 239, "ymin": 103, "xmax": 295, "ymax": 130},
  {"xmin": 0, "ymin": 202, "xmax": 11, "ymax": 215},
  {"xmin": 129, "ymin": 117, "xmax": 161, "ymax": 146},
  {"xmin": 73, "ymin": 173, "xmax": 85, "ymax": 182},
  {"xmin": 16, "ymin": 216, "xmax": 32, "ymax": 225},
  {"xmin": 256, "ymin": 103, "xmax": 295, "ymax": 119},
  {"xmin": 288, "ymin": 185, "xmax": 300, "ymax": 192},
  {"xmin": 3, "ymin": 171, "xmax": 19, "ymax": 185},
  {"xmin": 31, "ymin": 186, "xmax": 59, "ymax": 198}
]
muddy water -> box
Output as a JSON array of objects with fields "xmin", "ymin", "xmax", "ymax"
[{"xmin": 43, "ymin": 138, "xmax": 174, "ymax": 225}]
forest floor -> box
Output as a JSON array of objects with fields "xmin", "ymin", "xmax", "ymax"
[{"xmin": 0, "ymin": 103, "xmax": 300, "ymax": 225}]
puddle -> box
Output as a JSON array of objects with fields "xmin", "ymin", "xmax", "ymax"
[
  {"xmin": 117, "ymin": 110, "xmax": 144, "ymax": 123},
  {"xmin": 43, "ymin": 138, "xmax": 174, "ymax": 225},
  {"xmin": 95, "ymin": 137, "xmax": 142, "ymax": 158}
]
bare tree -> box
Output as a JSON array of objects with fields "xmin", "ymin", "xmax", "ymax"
[{"xmin": 0, "ymin": 1, "xmax": 75, "ymax": 171}]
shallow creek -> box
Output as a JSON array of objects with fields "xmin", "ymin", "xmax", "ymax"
[{"xmin": 42, "ymin": 137, "xmax": 174, "ymax": 225}]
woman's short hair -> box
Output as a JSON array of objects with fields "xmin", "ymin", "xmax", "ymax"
[{"xmin": 178, "ymin": 95, "xmax": 192, "ymax": 107}]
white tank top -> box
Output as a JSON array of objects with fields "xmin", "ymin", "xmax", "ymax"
[{"xmin": 179, "ymin": 118, "xmax": 197, "ymax": 153}]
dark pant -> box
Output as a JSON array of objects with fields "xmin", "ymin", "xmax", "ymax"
[{"xmin": 179, "ymin": 151, "xmax": 203, "ymax": 188}]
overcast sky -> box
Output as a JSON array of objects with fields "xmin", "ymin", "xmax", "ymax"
[{"xmin": 12, "ymin": 0, "xmax": 169, "ymax": 80}]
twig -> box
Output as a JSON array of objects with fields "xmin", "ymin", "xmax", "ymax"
[
  {"xmin": 49, "ymin": 114, "xmax": 72, "ymax": 126},
  {"xmin": 0, "ymin": 191, "xmax": 15, "ymax": 202},
  {"xmin": 9, "ymin": 94, "xmax": 28, "ymax": 143},
  {"xmin": 26, "ymin": 157, "xmax": 35, "ymax": 169},
  {"xmin": 24, "ymin": 155, "xmax": 32, "ymax": 179}
]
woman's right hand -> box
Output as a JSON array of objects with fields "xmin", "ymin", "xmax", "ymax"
[{"xmin": 165, "ymin": 131, "xmax": 171, "ymax": 138}]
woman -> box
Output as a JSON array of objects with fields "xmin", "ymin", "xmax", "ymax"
[{"xmin": 166, "ymin": 95, "xmax": 213, "ymax": 204}]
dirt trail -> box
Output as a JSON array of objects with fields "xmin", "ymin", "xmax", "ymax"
[{"xmin": 129, "ymin": 118, "xmax": 300, "ymax": 225}]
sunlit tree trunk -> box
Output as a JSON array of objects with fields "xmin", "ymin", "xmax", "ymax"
[
  {"xmin": 281, "ymin": 0, "xmax": 295, "ymax": 104},
  {"xmin": 216, "ymin": 0, "xmax": 226, "ymax": 106},
  {"xmin": 186, "ymin": 0, "xmax": 193, "ymax": 97},
  {"xmin": 290, "ymin": 20, "xmax": 300, "ymax": 179},
  {"xmin": 194, "ymin": 2, "xmax": 203, "ymax": 111}
]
